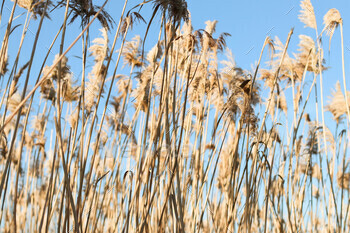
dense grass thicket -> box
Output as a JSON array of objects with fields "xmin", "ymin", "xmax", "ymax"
[{"xmin": 0, "ymin": 0, "xmax": 349, "ymax": 232}]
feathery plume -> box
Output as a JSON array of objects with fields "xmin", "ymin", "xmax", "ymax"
[
  {"xmin": 325, "ymin": 81, "xmax": 349, "ymax": 124},
  {"xmin": 67, "ymin": 0, "xmax": 114, "ymax": 30},
  {"xmin": 323, "ymin": 8, "xmax": 342, "ymax": 49},
  {"xmin": 295, "ymin": 35, "xmax": 326, "ymax": 74},
  {"xmin": 153, "ymin": 0, "xmax": 189, "ymax": 23},
  {"xmin": 146, "ymin": 42, "xmax": 162, "ymax": 64},
  {"xmin": 8, "ymin": 92, "xmax": 27, "ymax": 115},
  {"xmin": 85, "ymin": 28, "xmax": 109, "ymax": 113},
  {"xmin": 299, "ymin": 0, "xmax": 317, "ymax": 30},
  {"xmin": 9, "ymin": 62, "xmax": 30, "ymax": 96},
  {"xmin": 121, "ymin": 35, "xmax": 143, "ymax": 68},
  {"xmin": 337, "ymin": 170, "xmax": 350, "ymax": 190},
  {"xmin": 61, "ymin": 74, "xmax": 79, "ymax": 102},
  {"xmin": 13, "ymin": 0, "xmax": 52, "ymax": 19}
]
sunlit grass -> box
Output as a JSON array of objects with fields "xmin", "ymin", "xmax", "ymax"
[{"xmin": 0, "ymin": 0, "xmax": 349, "ymax": 232}]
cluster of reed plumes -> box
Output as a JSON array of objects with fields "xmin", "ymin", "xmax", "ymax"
[{"xmin": 0, "ymin": 0, "xmax": 349, "ymax": 232}]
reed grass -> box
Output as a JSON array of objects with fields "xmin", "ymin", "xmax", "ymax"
[{"xmin": 0, "ymin": 0, "xmax": 349, "ymax": 232}]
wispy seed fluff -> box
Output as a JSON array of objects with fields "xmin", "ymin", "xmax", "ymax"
[
  {"xmin": 296, "ymin": 35, "xmax": 319, "ymax": 73},
  {"xmin": 40, "ymin": 54, "xmax": 75, "ymax": 102},
  {"xmin": 146, "ymin": 42, "xmax": 162, "ymax": 65},
  {"xmin": 61, "ymin": 74, "xmax": 79, "ymax": 102},
  {"xmin": 323, "ymin": 8, "xmax": 342, "ymax": 48},
  {"xmin": 299, "ymin": 0, "xmax": 317, "ymax": 30},
  {"xmin": 325, "ymin": 81, "xmax": 349, "ymax": 124},
  {"xmin": 8, "ymin": 92, "xmax": 27, "ymax": 115},
  {"xmin": 12, "ymin": 0, "xmax": 52, "ymax": 19},
  {"xmin": 337, "ymin": 170, "xmax": 350, "ymax": 191},
  {"xmin": 131, "ymin": 65, "xmax": 163, "ymax": 112},
  {"xmin": 121, "ymin": 35, "xmax": 143, "ymax": 68},
  {"xmin": 323, "ymin": 8, "xmax": 342, "ymax": 35},
  {"xmin": 85, "ymin": 28, "xmax": 109, "ymax": 113},
  {"xmin": 43, "ymin": 54, "xmax": 70, "ymax": 81}
]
